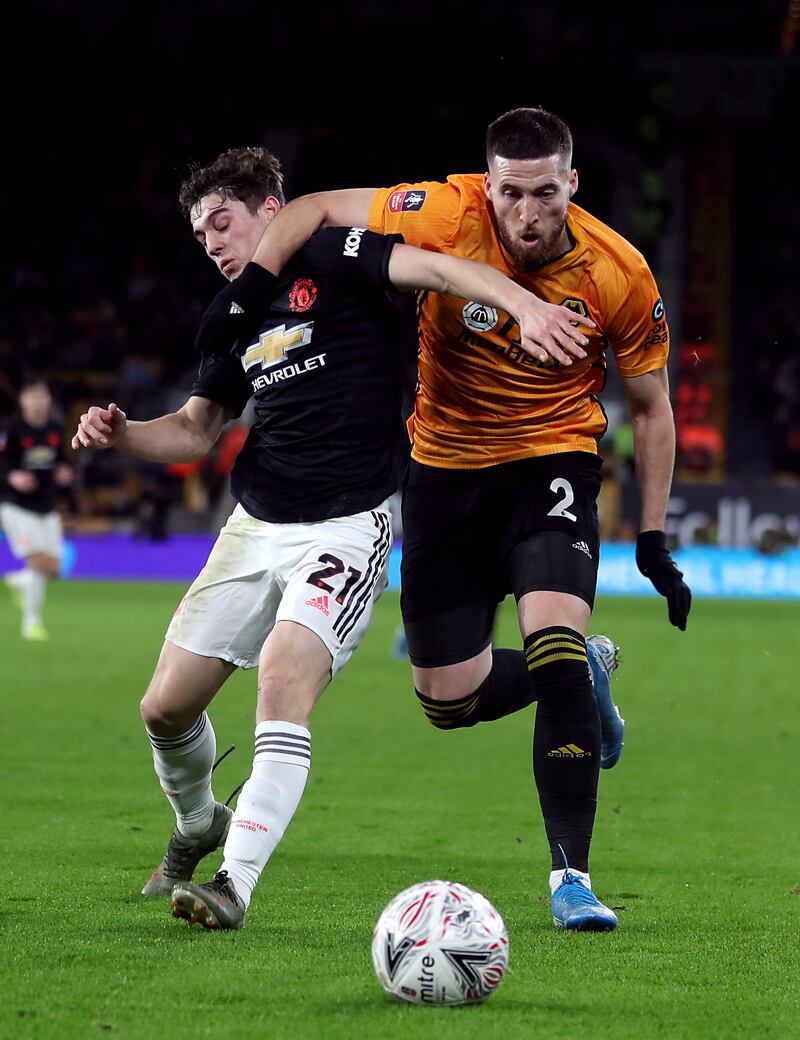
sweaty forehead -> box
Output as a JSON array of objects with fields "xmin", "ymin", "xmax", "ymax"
[{"xmin": 491, "ymin": 154, "xmax": 567, "ymax": 183}]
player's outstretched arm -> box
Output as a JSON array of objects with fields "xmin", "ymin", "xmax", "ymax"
[
  {"xmin": 251, "ymin": 189, "xmax": 377, "ymax": 275},
  {"xmin": 72, "ymin": 397, "xmax": 230, "ymax": 463},
  {"xmin": 388, "ymin": 244, "xmax": 594, "ymax": 366},
  {"xmin": 622, "ymin": 367, "xmax": 692, "ymax": 630}
]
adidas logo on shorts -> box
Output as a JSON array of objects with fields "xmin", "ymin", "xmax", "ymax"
[
  {"xmin": 572, "ymin": 540, "xmax": 592, "ymax": 559},
  {"xmin": 305, "ymin": 594, "xmax": 330, "ymax": 616}
]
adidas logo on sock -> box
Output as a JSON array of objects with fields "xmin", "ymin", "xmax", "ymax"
[
  {"xmin": 572, "ymin": 540, "xmax": 592, "ymax": 558},
  {"xmin": 548, "ymin": 743, "xmax": 591, "ymax": 758},
  {"xmin": 229, "ymin": 301, "xmax": 245, "ymax": 314},
  {"xmin": 305, "ymin": 594, "xmax": 330, "ymax": 616}
]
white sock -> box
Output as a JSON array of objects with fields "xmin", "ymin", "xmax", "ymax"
[
  {"xmin": 549, "ymin": 867, "xmax": 591, "ymax": 894},
  {"xmin": 146, "ymin": 712, "xmax": 217, "ymax": 837},
  {"xmin": 220, "ymin": 721, "xmax": 311, "ymax": 908},
  {"xmin": 21, "ymin": 569, "xmax": 46, "ymax": 629}
]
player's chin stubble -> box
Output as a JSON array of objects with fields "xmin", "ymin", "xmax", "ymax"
[{"xmin": 503, "ymin": 218, "xmax": 567, "ymax": 272}]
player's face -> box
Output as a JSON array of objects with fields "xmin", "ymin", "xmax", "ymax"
[
  {"xmin": 484, "ymin": 155, "xmax": 577, "ymax": 271},
  {"xmin": 191, "ymin": 192, "xmax": 277, "ymax": 281},
  {"xmin": 19, "ymin": 383, "xmax": 52, "ymax": 425}
]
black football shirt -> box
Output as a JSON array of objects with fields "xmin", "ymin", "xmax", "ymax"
[
  {"xmin": 0, "ymin": 417, "xmax": 66, "ymax": 514},
  {"xmin": 192, "ymin": 227, "xmax": 407, "ymax": 523}
]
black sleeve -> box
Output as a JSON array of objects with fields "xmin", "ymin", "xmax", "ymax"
[
  {"xmin": 190, "ymin": 351, "xmax": 252, "ymax": 418},
  {"xmin": 0, "ymin": 426, "xmax": 18, "ymax": 493},
  {"xmin": 0, "ymin": 430, "xmax": 9, "ymax": 486},
  {"xmin": 302, "ymin": 227, "xmax": 404, "ymax": 290},
  {"xmin": 194, "ymin": 263, "xmax": 279, "ymax": 358},
  {"xmin": 0, "ymin": 425, "xmax": 20, "ymax": 470}
]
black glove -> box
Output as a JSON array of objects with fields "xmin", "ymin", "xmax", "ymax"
[
  {"xmin": 194, "ymin": 262, "xmax": 278, "ymax": 357},
  {"xmin": 635, "ymin": 530, "xmax": 692, "ymax": 630}
]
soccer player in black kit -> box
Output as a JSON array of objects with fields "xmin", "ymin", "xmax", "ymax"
[
  {"xmin": 73, "ymin": 147, "xmax": 597, "ymax": 930},
  {"xmin": 1, "ymin": 377, "xmax": 73, "ymax": 640}
]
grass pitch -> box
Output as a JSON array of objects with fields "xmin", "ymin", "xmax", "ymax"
[{"xmin": 2, "ymin": 581, "xmax": 799, "ymax": 1039}]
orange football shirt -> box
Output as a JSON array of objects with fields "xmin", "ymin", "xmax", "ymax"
[{"xmin": 369, "ymin": 175, "xmax": 669, "ymax": 468}]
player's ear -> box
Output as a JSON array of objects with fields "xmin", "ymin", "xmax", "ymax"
[
  {"xmin": 483, "ymin": 172, "xmax": 493, "ymax": 201},
  {"xmin": 260, "ymin": 195, "xmax": 282, "ymax": 221},
  {"xmin": 568, "ymin": 169, "xmax": 578, "ymax": 199}
]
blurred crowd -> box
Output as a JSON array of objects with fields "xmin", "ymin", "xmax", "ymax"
[{"xmin": 749, "ymin": 180, "xmax": 800, "ymax": 478}]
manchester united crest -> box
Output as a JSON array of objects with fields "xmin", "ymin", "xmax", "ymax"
[{"xmin": 289, "ymin": 278, "xmax": 318, "ymax": 312}]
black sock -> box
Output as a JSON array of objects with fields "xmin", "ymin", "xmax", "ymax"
[
  {"xmin": 415, "ymin": 649, "xmax": 533, "ymax": 729},
  {"xmin": 525, "ymin": 627, "xmax": 600, "ymax": 872}
]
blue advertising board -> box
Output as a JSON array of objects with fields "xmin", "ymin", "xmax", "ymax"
[{"xmin": 2, "ymin": 535, "xmax": 799, "ymax": 599}]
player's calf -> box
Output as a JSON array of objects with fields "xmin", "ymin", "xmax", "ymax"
[
  {"xmin": 414, "ymin": 649, "xmax": 532, "ymax": 729},
  {"xmin": 526, "ymin": 626, "xmax": 600, "ymax": 874},
  {"xmin": 414, "ymin": 639, "xmax": 624, "ymax": 764}
]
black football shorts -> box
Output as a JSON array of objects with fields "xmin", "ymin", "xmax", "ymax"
[{"xmin": 400, "ymin": 452, "xmax": 603, "ymax": 667}]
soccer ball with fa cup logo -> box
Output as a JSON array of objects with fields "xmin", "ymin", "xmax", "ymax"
[{"xmin": 371, "ymin": 880, "xmax": 509, "ymax": 1006}]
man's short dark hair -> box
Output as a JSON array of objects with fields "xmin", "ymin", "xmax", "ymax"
[
  {"xmin": 486, "ymin": 108, "xmax": 573, "ymax": 168},
  {"xmin": 178, "ymin": 146, "xmax": 286, "ymax": 219},
  {"xmin": 19, "ymin": 374, "xmax": 48, "ymax": 394}
]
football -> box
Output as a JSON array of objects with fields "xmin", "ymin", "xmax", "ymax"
[{"xmin": 371, "ymin": 880, "xmax": 509, "ymax": 1006}]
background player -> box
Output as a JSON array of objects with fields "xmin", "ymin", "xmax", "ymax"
[
  {"xmin": 73, "ymin": 145, "xmax": 597, "ymax": 931},
  {"xmin": 196, "ymin": 108, "xmax": 692, "ymax": 931},
  {"xmin": 1, "ymin": 377, "xmax": 73, "ymax": 640}
]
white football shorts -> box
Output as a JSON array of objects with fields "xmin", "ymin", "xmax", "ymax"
[
  {"xmin": 0, "ymin": 503, "xmax": 64, "ymax": 560},
  {"xmin": 165, "ymin": 501, "xmax": 393, "ymax": 674}
]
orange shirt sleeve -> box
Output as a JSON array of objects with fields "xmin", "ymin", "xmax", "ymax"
[
  {"xmin": 604, "ymin": 257, "xmax": 670, "ymax": 376},
  {"xmin": 369, "ymin": 180, "xmax": 467, "ymax": 250}
]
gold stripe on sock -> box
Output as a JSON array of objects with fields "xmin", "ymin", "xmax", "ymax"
[
  {"xmin": 526, "ymin": 637, "xmax": 587, "ymax": 668},
  {"xmin": 421, "ymin": 693, "xmax": 480, "ymax": 727}
]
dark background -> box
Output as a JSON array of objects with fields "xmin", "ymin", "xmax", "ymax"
[{"xmin": 2, "ymin": 1, "xmax": 798, "ymax": 529}]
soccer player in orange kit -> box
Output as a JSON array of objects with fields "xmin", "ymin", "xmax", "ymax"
[{"xmin": 195, "ymin": 108, "xmax": 692, "ymax": 931}]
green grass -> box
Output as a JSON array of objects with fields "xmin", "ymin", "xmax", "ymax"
[{"xmin": 2, "ymin": 582, "xmax": 799, "ymax": 1039}]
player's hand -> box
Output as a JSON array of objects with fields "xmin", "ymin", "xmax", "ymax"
[
  {"xmin": 8, "ymin": 469, "xmax": 37, "ymax": 493},
  {"xmin": 635, "ymin": 530, "xmax": 692, "ymax": 630},
  {"xmin": 517, "ymin": 299, "xmax": 596, "ymax": 367},
  {"xmin": 195, "ymin": 262, "xmax": 278, "ymax": 357},
  {"xmin": 71, "ymin": 402, "xmax": 128, "ymax": 451}
]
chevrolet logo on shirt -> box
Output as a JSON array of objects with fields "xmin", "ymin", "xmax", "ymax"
[{"xmin": 242, "ymin": 322, "xmax": 314, "ymax": 371}]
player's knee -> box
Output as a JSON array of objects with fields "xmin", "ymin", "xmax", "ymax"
[
  {"xmin": 139, "ymin": 689, "xmax": 196, "ymax": 735},
  {"xmin": 139, "ymin": 670, "xmax": 197, "ymax": 733},
  {"xmin": 43, "ymin": 557, "xmax": 61, "ymax": 578},
  {"xmin": 524, "ymin": 627, "xmax": 590, "ymax": 702},
  {"xmin": 415, "ymin": 688, "xmax": 481, "ymax": 730},
  {"xmin": 139, "ymin": 688, "xmax": 160, "ymax": 730},
  {"xmin": 28, "ymin": 553, "xmax": 59, "ymax": 578}
]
